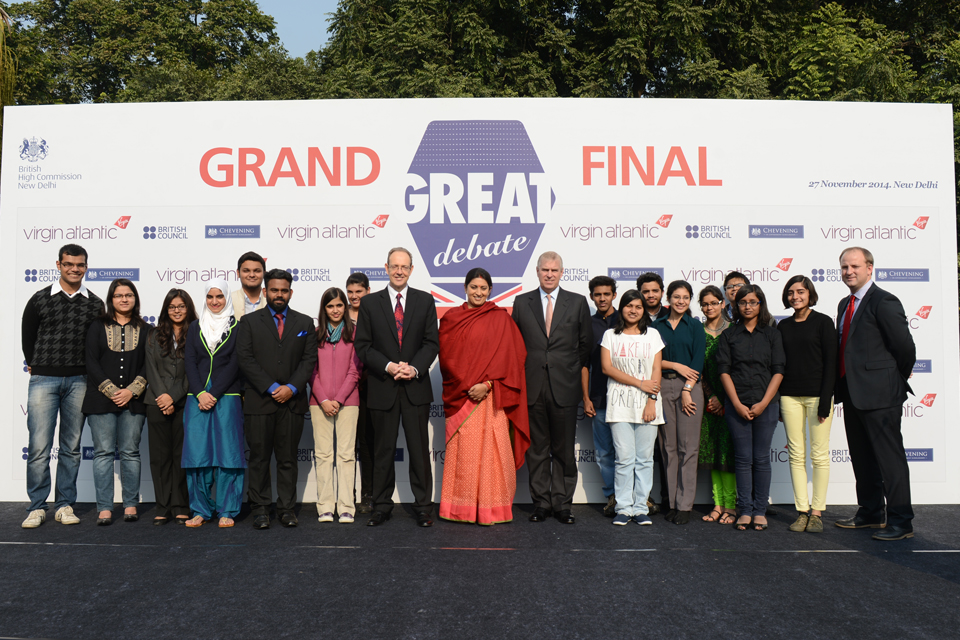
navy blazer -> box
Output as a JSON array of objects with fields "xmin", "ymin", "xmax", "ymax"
[
  {"xmin": 184, "ymin": 319, "xmax": 242, "ymax": 399},
  {"xmin": 835, "ymin": 283, "xmax": 915, "ymax": 410}
]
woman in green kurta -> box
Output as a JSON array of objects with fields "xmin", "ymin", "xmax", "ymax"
[{"xmin": 697, "ymin": 286, "xmax": 737, "ymax": 524}]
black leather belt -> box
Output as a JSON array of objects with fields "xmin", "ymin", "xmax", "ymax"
[{"xmin": 662, "ymin": 370, "xmax": 681, "ymax": 379}]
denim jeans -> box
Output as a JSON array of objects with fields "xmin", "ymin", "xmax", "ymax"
[
  {"xmin": 26, "ymin": 375, "xmax": 87, "ymax": 512},
  {"xmin": 88, "ymin": 411, "xmax": 145, "ymax": 512},
  {"xmin": 610, "ymin": 421, "xmax": 659, "ymax": 517},
  {"xmin": 591, "ymin": 408, "xmax": 615, "ymax": 498},
  {"xmin": 725, "ymin": 400, "xmax": 780, "ymax": 517}
]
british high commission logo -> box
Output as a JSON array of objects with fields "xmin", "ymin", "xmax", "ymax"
[{"xmin": 403, "ymin": 121, "xmax": 554, "ymax": 301}]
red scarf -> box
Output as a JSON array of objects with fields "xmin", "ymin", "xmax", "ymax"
[{"xmin": 439, "ymin": 301, "xmax": 529, "ymax": 469}]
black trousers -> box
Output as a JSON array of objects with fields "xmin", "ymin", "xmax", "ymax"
[
  {"xmin": 370, "ymin": 393, "xmax": 432, "ymax": 515},
  {"xmin": 244, "ymin": 406, "xmax": 304, "ymax": 516},
  {"xmin": 355, "ymin": 385, "xmax": 376, "ymax": 498},
  {"xmin": 526, "ymin": 379, "xmax": 578, "ymax": 512},
  {"xmin": 841, "ymin": 379, "xmax": 914, "ymax": 528},
  {"xmin": 146, "ymin": 405, "xmax": 189, "ymax": 518}
]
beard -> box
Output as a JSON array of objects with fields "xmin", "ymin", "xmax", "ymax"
[{"xmin": 268, "ymin": 297, "xmax": 289, "ymax": 313}]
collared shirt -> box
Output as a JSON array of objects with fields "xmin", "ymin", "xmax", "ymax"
[
  {"xmin": 588, "ymin": 309, "xmax": 620, "ymax": 406},
  {"xmin": 647, "ymin": 305, "xmax": 669, "ymax": 324},
  {"xmin": 244, "ymin": 291, "xmax": 263, "ymax": 316},
  {"xmin": 838, "ymin": 279, "xmax": 873, "ymax": 343},
  {"xmin": 51, "ymin": 279, "xmax": 89, "ymax": 299},
  {"xmin": 652, "ymin": 313, "xmax": 706, "ymax": 375},
  {"xmin": 540, "ymin": 286, "xmax": 561, "ymax": 320},
  {"xmin": 387, "ymin": 284, "xmax": 409, "ymax": 313},
  {"xmin": 716, "ymin": 323, "xmax": 786, "ymax": 406}
]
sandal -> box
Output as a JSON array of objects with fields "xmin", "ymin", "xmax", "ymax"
[
  {"xmin": 718, "ymin": 511, "xmax": 736, "ymax": 525},
  {"xmin": 753, "ymin": 517, "xmax": 768, "ymax": 531},
  {"xmin": 735, "ymin": 516, "xmax": 752, "ymax": 531},
  {"xmin": 185, "ymin": 515, "xmax": 206, "ymax": 528},
  {"xmin": 702, "ymin": 507, "xmax": 723, "ymax": 523},
  {"xmin": 218, "ymin": 517, "xmax": 235, "ymax": 528}
]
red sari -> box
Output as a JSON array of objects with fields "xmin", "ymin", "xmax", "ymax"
[{"xmin": 438, "ymin": 301, "xmax": 529, "ymax": 524}]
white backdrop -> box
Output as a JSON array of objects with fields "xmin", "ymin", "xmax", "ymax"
[{"xmin": 2, "ymin": 98, "xmax": 957, "ymax": 506}]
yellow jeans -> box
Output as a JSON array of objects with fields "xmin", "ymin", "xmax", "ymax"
[{"xmin": 781, "ymin": 395, "xmax": 833, "ymax": 512}]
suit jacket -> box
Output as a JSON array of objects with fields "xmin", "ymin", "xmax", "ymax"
[
  {"xmin": 236, "ymin": 307, "xmax": 318, "ymax": 415},
  {"xmin": 231, "ymin": 289, "xmax": 266, "ymax": 319},
  {"xmin": 512, "ymin": 287, "xmax": 592, "ymax": 407},
  {"xmin": 144, "ymin": 328, "xmax": 189, "ymax": 407},
  {"xmin": 183, "ymin": 319, "xmax": 242, "ymax": 399},
  {"xmin": 836, "ymin": 283, "xmax": 915, "ymax": 410},
  {"xmin": 354, "ymin": 287, "xmax": 439, "ymax": 410}
]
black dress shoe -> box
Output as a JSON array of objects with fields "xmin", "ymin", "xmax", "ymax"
[
  {"xmin": 529, "ymin": 507, "xmax": 551, "ymax": 522},
  {"xmin": 664, "ymin": 509, "xmax": 678, "ymax": 522},
  {"xmin": 554, "ymin": 509, "xmax": 575, "ymax": 524},
  {"xmin": 357, "ymin": 495, "xmax": 374, "ymax": 515},
  {"xmin": 152, "ymin": 517, "xmax": 168, "ymax": 526},
  {"xmin": 872, "ymin": 525, "xmax": 914, "ymax": 541},
  {"xmin": 835, "ymin": 514, "xmax": 885, "ymax": 529},
  {"xmin": 124, "ymin": 513, "xmax": 138, "ymax": 522},
  {"xmin": 253, "ymin": 514, "xmax": 270, "ymax": 530},
  {"xmin": 174, "ymin": 517, "xmax": 188, "ymax": 525},
  {"xmin": 280, "ymin": 512, "xmax": 298, "ymax": 528},
  {"xmin": 367, "ymin": 511, "xmax": 391, "ymax": 526},
  {"xmin": 417, "ymin": 513, "xmax": 433, "ymax": 528},
  {"xmin": 97, "ymin": 517, "xmax": 112, "ymax": 526}
]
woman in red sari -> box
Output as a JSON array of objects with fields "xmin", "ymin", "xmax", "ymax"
[{"xmin": 439, "ymin": 268, "xmax": 530, "ymax": 525}]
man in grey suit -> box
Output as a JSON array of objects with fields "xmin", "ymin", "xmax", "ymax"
[
  {"xmin": 833, "ymin": 247, "xmax": 916, "ymax": 541},
  {"xmin": 512, "ymin": 251, "xmax": 592, "ymax": 524}
]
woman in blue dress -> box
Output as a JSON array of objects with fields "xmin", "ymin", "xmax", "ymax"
[{"xmin": 182, "ymin": 279, "xmax": 245, "ymax": 528}]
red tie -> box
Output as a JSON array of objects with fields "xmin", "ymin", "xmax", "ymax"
[
  {"xmin": 274, "ymin": 312, "xmax": 284, "ymax": 339},
  {"xmin": 839, "ymin": 295, "xmax": 855, "ymax": 377},
  {"xmin": 394, "ymin": 293, "xmax": 404, "ymax": 348}
]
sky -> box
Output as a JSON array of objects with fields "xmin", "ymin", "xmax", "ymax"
[{"xmin": 255, "ymin": 0, "xmax": 340, "ymax": 58}]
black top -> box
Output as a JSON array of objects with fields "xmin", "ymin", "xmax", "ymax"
[
  {"xmin": 716, "ymin": 323, "xmax": 786, "ymax": 406},
  {"xmin": 184, "ymin": 319, "xmax": 242, "ymax": 398},
  {"xmin": 144, "ymin": 328, "xmax": 189, "ymax": 407},
  {"xmin": 588, "ymin": 309, "xmax": 620, "ymax": 407},
  {"xmin": 22, "ymin": 285, "xmax": 103, "ymax": 377},
  {"xmin": 82, "ymin": 319, "xmax": 148, "ymax": 415},
  {"xmin": 652, "ymin": 314, "xmax": 706, "ymax": 374},
  {"xmin": 777, "ymin": 310, "xmax": 838, "ymax": 418}
]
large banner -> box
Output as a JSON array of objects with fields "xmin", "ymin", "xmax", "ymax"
[{"xmin": 2, "ymin": 98, "xmax": 957, "ymax": 505}]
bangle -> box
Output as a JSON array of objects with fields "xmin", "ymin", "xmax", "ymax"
[
  {"xmin": 683, "ymin": 383, "xmax": 693, "ymax": 390},
  {"xmin": 484, "ymin": 381, "xmax": 493, "ymax": 390}
]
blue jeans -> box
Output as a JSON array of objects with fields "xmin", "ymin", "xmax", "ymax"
[
  {"xmin": 88, "ymin": 411, "xmax": 145, "ymax": 512},
  {"xmin": 592, "ymin": 408, "xmax": 615, "ymax": 497},
  {"xmin": 610, "ymin": 421, "xmax": 658, "ymax": 517},
  {"xmin": 725, "ymin": 400, "xmax": 780, "ymax": 517},
  {"xmin": 26, "ymin": 375, "xmax": 87, "ymax": 512}
]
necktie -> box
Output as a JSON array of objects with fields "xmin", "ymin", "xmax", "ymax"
[
  {"xmin": 839, "ymin": 295, "xmax": 855, "ymax": 377},
  {"xmin": 545, "ymin": 293, "xmax": 554, "ymax": 337},
  {"xmin": 395, "ymin": 293, "xmax": 404, "ymax": 348},
  {"xmin": 274, "ymin": 312, "xmax": 284, "ymax": 339}
]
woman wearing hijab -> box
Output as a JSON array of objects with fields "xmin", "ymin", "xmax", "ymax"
[
  {"xmin": 438, "ymin": 268, "xmax": 529, "ymax": 525},
  {"xmin": 182, "ymin": 280, "xmax": 245, "ymax": 528}
]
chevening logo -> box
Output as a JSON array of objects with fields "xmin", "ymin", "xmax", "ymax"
[
  {"xmin": 776, "ymin": 258, "xmax": 793, "ymax": 271},
  {"xmin": 607, "ymin": 268, "xmax": 665, "ymax": 281},
  {"xmin": 920, "ymin": 393, "xmax": 936, "ymax": 407},
  {"xmin": 912, "ymin": 360, "xmax": 932, "ymax": 373},
  {"xmin": 748, "ymin": 225, "xmax": 804, "ymax": 239},
  {"xmin": 904, "ymin": 448, "xmax": 934, "ymax": 462},
  {"xmin": 205, "ymin": 225, "xmax": 260, "ymax": 239},
  {"xmin": 913, "ymin": 216, "xmax": 929, "ymax": 229},
  {"xmin": 19, "ymin": 137, "xmax": 49, "ymax": 162},
  {"xmin": 86, "ymin": 268, "xmax": 140, "ymax": 281},
  {"xmin": 875, "ymin": 268, "xmax": 929, "ymax": 283},
  {"xmin": 656, "ymin": 215, "xmax": 673, "ymax": 228},
  {"xmin": 403, "ymin": 120, "xmax": 553, "ymax": 298}
]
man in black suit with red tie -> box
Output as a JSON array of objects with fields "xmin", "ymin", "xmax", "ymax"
[
  {"xmin": 834, "ymin": 247, "xmax": 916, "ymax": 541},
  {"xmin": 354, "ymin": 247, "xmax": 439, "ymax": 528},
  {"xmin": 512, "ymin": 251, "xmax": 592, "ymax": 524},
  {"xmin": 237, "ymin": 270, "xmax": 318, "ymax": 530}
]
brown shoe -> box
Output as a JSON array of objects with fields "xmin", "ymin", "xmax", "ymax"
[
  {"xmin": 789, "ymin": 513, "xmax": 809, "ymax": 532},
  {"xmin": 805, "ymin": 514, "xmax": 824, "ymax": 533},
  {"xmin": 602, "ymin": 495, "xmax": 617, "ymax": 518}
]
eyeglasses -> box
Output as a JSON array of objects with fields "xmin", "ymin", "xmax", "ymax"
[
  {"xmin": 724, "ymin": 283, "xmax": 745, "ymax": 291},
  {"xmin": 168, "ymin": 304, "xmax": 187, "ymax": 312},
  {"xmin": 700, "ymin": 301, "xmax": 722, "ymax": 308},
  {"xmin": 388, "ymin": 265, "xmax": 411, "ymax": 273},
  {"xmin": 113, "ymin": 293, "xmax": 135, "ymax": 300},
  {"xmin": 737, "ymin": 300, "xmax": 760, "ymax": 308}
]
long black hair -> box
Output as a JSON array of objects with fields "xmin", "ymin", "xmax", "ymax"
[
  {"xmin": 613, "ymin": 289, "xmax": 651, "ymax": 335},
  {"xmin": 666, "ymin": 280, "xmax": 694, "ymax": 317},
  {"xmin": 155, "ymin": 288, "xmax": 198, "ymax": 358},
  {"xmin": 732, "ymin": 284, "xmax": 774, "ymax": 326},
  {"xmin": 316, "ymin": 287, "xmax": 354, "ymax": 345},
  {"xmin": 101, "ymin": 278, "xmax": 146, "ymax": 328}
]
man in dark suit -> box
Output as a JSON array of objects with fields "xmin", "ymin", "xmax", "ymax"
[
  {"xmin": 236, "ymin": 269, "xmax": 318, "ymax": 529},
  {"xmin": 354, "ymin": 247, "xmax": 439, "ymax": 528},
  {"xmin": 512, "ymin": 251, "xmax": 592, "ymax": 524},
  {"xmin": 834, "ymin": 247, "xmax": 916, "ymax": 541}
]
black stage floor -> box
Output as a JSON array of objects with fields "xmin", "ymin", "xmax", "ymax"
[{"xmin": 1, "ymin": 502, "xmax": 958, "ymax": 639}]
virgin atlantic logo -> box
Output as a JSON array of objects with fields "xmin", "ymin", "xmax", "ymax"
[
  {"xmin": 114, "ymin": 216, "xmax": 131, "ymax": 229},
  {"xmin": 913, "ymin": 217, "xmax": 929, "ymax": 229},
  {"xmin": 920, "ymin": 394, "xmax": 936, "ymax": 408},
  {"xmin": 776, "ymin": 258, "xmax": 793, "ymax": 271},
  {"xmin": 656, "ymin": 215, "xmax": 673, "ymax": 228},
  {"xmin": 915, "ymin": 306, "xmax": 932, "ymax": 319}
]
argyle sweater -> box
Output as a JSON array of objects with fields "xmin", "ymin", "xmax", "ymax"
[{"xmin": 22, "ymin": 285, "xmax": 104, "ymax": 376}]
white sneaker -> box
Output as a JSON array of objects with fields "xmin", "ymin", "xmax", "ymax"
[
  {"xmin": 55, "ymin": 505, "xmax": 80, "ymax": 525},
  {"xmin": 339, "ymin": 513, "xmax": 354, "ymax": 524},
  {"xmin": 22, "ymin": 509, "xmax": 45, "ymax": 529},
  {"xmin": 318, "ymin": 512, "xmax": 335, "ymax": 523}
]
